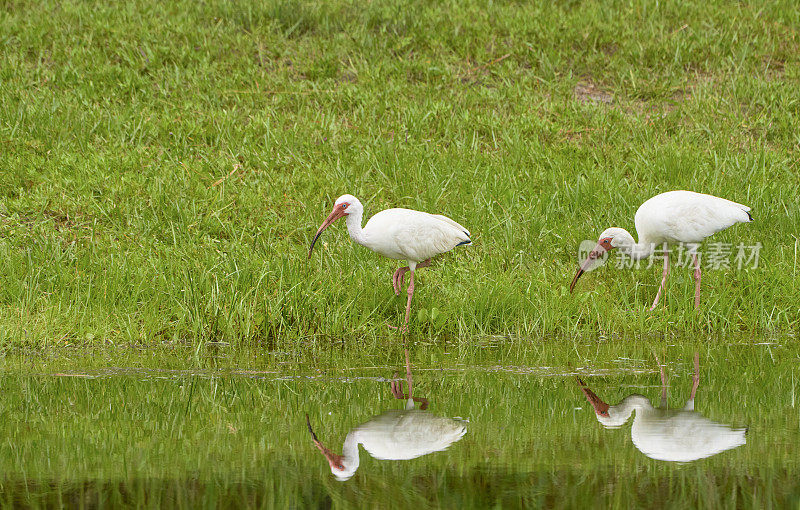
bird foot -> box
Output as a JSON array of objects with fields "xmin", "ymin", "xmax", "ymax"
[
  {"xmin": 386, "ymin": 322, "xmax": 408, "ymax": 334},
  {"xmin": 392, "ymin": 267, "xmax": 409, "ymax": 296},
  {"xmin": 389, "ymin": 372, "xmax": 406, "ymax": 399}
]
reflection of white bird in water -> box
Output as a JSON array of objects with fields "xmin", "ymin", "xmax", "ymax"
[
  {"xmin": 305, "ymin": 350, "xmax": 467, "ymax": 481},
  {"xmin": 308, "ymin": 194, "xmax": 471, "ymax": 331},
  {"xmin": 578, "ymin": 353, "xmax": 746, "ymax": 462},
  {"xmin": 570, "ymin": 190, "xmax": 753, "ymax": 310}
]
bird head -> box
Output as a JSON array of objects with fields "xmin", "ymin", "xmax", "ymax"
[
  {"xmin": 577, "ymin": 377, "xmax": 610, "ymax": 417},
  {"xmin": 305, "ymin": 414, "xmax": 356, "ymax": 481},
  {"xmin": 308, "ymin": 194, "xmax": 361, "ymax": 259},
  {"xmin": 569, "ymin": 227, "xmax": 629, "ymax": 292},
  {"xmin": 576, "ymin": 378, "xmax": 637, "ymax": 428}
]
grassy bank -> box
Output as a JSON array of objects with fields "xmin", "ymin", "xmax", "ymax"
[{"xmin": 1, "ymin": 0, "xmax": 799, "ymax": 348}]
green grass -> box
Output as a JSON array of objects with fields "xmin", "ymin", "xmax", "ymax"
[{"xmin": 1, "ymin": 0, "xmax": 799, "ymax": 348}]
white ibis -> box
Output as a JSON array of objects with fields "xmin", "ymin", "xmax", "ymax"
[
  {"xmin": 570, "ymin": 190, "xmax": 753, "ymax": 310},
  {"xmin": 577, "ymin": 353, "xmax": 747, "ymax": 462},
  {"xmin": 305, "ymin": 350, "xmax": 467, "ymax": 481},
  {"xmin": 308, "ymin": 194, "xmax": 471, "ymax": 330}
]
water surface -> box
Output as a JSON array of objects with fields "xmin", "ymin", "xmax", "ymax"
[{"xmin": 0, "ymin": 342, "xmax": 797, "ymax": 508}]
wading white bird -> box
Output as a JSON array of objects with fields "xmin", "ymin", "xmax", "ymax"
[
  {"xmin": 570, "ymin": 190, "xmax": 753, "ymax": 310},
  {"xmin": 305, "ymin": 350, "xmax": 467, "ymax": 481},
  {"xmin": 577, "ymin": 353, "xmax": 747, "ymax": 463},
  {"xmin": 308, "ymin": 194, "xmax": 471, "ymax": 330}
]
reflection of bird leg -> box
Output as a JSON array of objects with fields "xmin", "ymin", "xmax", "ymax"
[
  {"xmin": 682, "ymin": 352, "xmax": 701, "ymax": 412},
  {"xmin": 389, "ymin": 349, "xmax": 413, "ymax": 399},
  {"xmin": 414, "ymin": 396, "xmax": 429, "ymax": 410},
  {"xmin": 405, "ymin": 349, "xmax": 429, "ymax": 409},
  {"xmin": 654, "ymin": 352, "xmax": 668, "ymax": 408},
  {"xmin": 404, "ymin": 348, "xmax": 414, "ymax": 397},
  {"xmin": 389, "ymin": 371, "xmax": 406, "ymax": 399},
  {"xmin": 689, "ymin": 351, "xmax": 700, "ymax": 401},
  {"xmin": 388, "ymin": 350, "xmax": 428, "ymax": 410}
]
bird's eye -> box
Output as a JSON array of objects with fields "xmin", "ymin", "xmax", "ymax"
[{"xmin": 341, "ymin": 203, "xmax": 348, "ymax": 209}]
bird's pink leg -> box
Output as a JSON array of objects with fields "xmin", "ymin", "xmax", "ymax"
[
  {"xmin": 388, "ymin": 259, "xmax": 430, "ymax": 332},
  {"xmin": 649, "ymin": 250, "xmax": 670, "ymax": 311},
  {"xmin": 403, "ymin": 271, "xmax": 415, "ymax": 331},
  {"xmin": 692, "ymin": 254, "xmax": 701, "ymax": 309},
  {"xmin": 417, "ymin": 259, "xmax": 432, "ymax": 270}
]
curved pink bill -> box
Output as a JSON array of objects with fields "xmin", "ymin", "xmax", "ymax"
[
  {"xmin": 308, "ymin": 207, "xmax": 346, "ymax": 259},
  {"xmin": 305, "ymin": 414, "xmax": 345, "ymax": 470},
  {"xmin": 576, "ymin": 377, "xmax": 610, "ymax": 417},
  {"xmin": 569, "ymin": 242, "xmax": 607, "ymax": 293}
]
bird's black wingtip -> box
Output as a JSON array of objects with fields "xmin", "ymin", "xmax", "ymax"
[
  {"xmin": 746, "ymin": 211, "xmax": 753, "ymax": 221},
  {"xmin": 456, "ymin": 239, "xmax": 472, "ymax": 246}
]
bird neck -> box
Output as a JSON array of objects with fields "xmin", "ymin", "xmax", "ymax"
[
  {"xmin": 616, "ymin": 230, "xmax": 656, "ymax": 260},
  {"xmin": 344, "ymin": 209, "xmax": 368, "ymax": 247},
  {"xmin": 607, "ymin": 394, "xmax": 652, "ymax": 427},
  {"xmin": 621, "ymin": 394, "xmax": 653, "ymax": 417},
  {"xmin": 340, "ymin": 430, "xmax": 361, "ymax": 472},
  {"xmin": 629, "ymin": 243, "xmax": 654, "ymax": 260}
]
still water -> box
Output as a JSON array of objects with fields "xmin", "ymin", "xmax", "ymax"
[{"xmin": 0, "ymin": 342, "xmax": 797, "ymax": 508}]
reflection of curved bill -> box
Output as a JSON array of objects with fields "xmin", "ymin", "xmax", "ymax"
[
  {"xmin": 577, "ymin": 353, "xmax": 746, "ymax": 462},
  {"xmin": 306, "ymin": 350, "xmax": 467, "ymax": 481}
]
